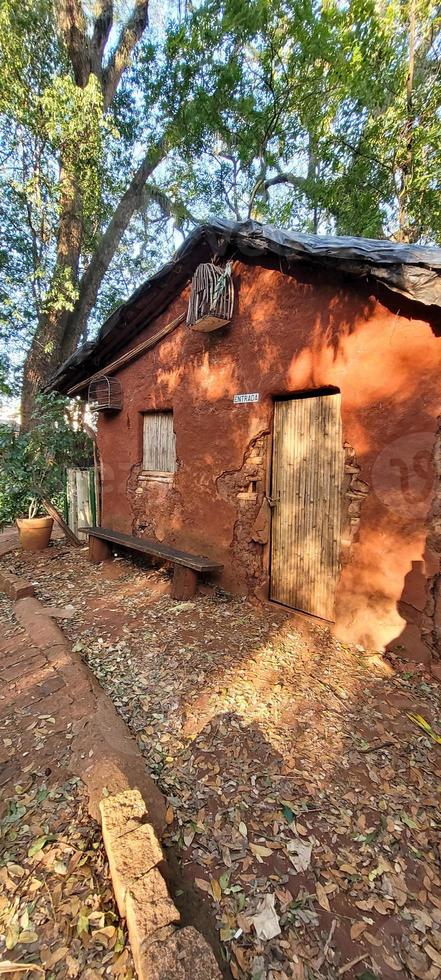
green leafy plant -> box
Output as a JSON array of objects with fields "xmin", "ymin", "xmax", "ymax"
[{"xmin": 0, "ymin": 393, "xmax": 93, "ymax": 526}]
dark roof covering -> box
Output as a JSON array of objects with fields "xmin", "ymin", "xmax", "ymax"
[{"xmin": 49, "ymin": 218, "xmax": 441, "ymax": 394}]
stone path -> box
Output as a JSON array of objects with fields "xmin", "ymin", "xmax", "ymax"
[
  {"xmin": 0, "ymin": 545, "xmax": 224, "ymax": 977},
  {"xmin": 0, "ymin": 593, "xmax": 165, "ymax": 825}
]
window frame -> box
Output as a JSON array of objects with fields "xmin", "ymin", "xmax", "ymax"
[{"xmin": 141, "ymin": 410, "xmax": 176, "ymax": 479}]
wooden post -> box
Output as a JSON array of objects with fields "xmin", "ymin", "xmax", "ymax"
[
  {"xmin": 171, "ymin": 565, "xmax": 198, "ymax": 600},
  {"xmin": 43, "ymin": 498, "xmax": 82, "ymax": 547},
  {"xmin": 88, "ymin": 535, "xmax": 113, "ymax": 563}
]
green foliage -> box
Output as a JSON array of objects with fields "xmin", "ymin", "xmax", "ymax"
[
  {"xmin": 0, "ymin": 394, "xmax": 93, "ymax": 526},
  {"xmin": 0, "ymin": 0, "xmax": 440, "ymax": 399},
  {"xmin": 41, "ymin": 73, "xmax": 110, "ymax": 242}
]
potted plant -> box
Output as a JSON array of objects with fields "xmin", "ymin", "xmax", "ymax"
[
  {"xmin": 15, "ymin": 499, "xmax": 54, "ymax": 552},
  {"xmin": 0, "ymin": 394, "xmax": 93, "ymax": 551}
]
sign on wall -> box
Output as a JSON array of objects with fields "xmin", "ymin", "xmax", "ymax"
[{"xmin": 233, "ymin": 393, "xmax": 260, "ymax": 404}]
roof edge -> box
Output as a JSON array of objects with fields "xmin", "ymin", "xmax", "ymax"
[{"xmin": 48, "ymin": 218, "xmax": 441, "ymax": 395}]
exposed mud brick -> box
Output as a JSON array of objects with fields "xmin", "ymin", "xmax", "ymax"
[
  {"xmin": 171, "ymin": 565, "xmax": 198, "ymax": 600},
  {"xmin": 106, "ymin": 823, "xmax": 164, "ymax": 916},
  {"xmin": 125, "ymin": 869, "xmax": 180, "ymax": 963},
  {"xmin": 35, "ymin": 675, "xmax": 66, "ymax": 696},
  {"xmin": 5, "ymin": 665, "xmax": 55, "ymax": 702},
  {"xmin": 14, "ymin": 597, "xmax": 68, "ymax": 649},
  {"xmin": 0, "ymin": 652, "xmax": 47, "ymax": 682},
  {"xmin": 0, "ymin": 568, "xmax": 34, "ymax": 600},
  {"xmin": 145, "ymin": 926, "xmax": 222, "ymax": 980},
  {"xmin": 216, "ymin": 432, "xmax": 268, "ymax": 593},
  {"xmin": 0, "ymin": 645, "xmax": 40, "ymax": 669},
  {"xmin": 0, "ymin": 529, "xmax": 19, "ymax": 558},
  {"xmin": 100, "ymin": 789, "xmax": 147, "ymax": 844}
]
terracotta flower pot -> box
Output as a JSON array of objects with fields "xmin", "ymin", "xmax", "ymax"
[{"xmin": 16, "ymin": 516, "xmax": 54, "ymax": 552}]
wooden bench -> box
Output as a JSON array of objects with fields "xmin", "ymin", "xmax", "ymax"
[{"xmin": 81, "ymin": 526, "xmax": 223, "ymax": 600}]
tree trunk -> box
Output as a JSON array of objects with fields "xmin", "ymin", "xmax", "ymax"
[
  {"xmin": 21, "ymin": 163, "xmax": 83, "ymax": 430},
  {"xmin": 21, "ymin": 312, "xmax": 67, "ymax": 432},
  {"xmin": 60, "ymin": 140, "xmax": 167, "ymax": 359},
  {"xmin": 397, "ymin": 0, "xmax": 416, "ymax": 243},
  {"xmin": 19, "ymin": 0, "xmax": 152, "ymax": 430},
  {"xmin": 20, "ymin": 140, "xmax": 167, "ymax": 429}
]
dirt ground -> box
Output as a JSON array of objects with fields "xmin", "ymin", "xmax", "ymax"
[
  {"xmin": 0, "ymin": 588, "xmax": 135, "ymax": 979},
  {"xmin": 2, "ymin": 541, "xmax": 441, "ymax": 980}
]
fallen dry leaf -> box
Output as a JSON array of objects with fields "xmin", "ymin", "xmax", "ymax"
[
  {"xmin": 210, "ymin": 878, "xmax": 222, "ymax": 902},
  {"xmin": 425, "ymin": 945, "xmax": 441, "ymax": 968},
  {"xmin": 350, "ymin": 921, "xmax": 367, "ymax": 940},
  {"xmin": 250, "ymin": 894, "xmax": 281, "ymax": 941},
  {"xmin": 286, "ymin": 838, "xmax": 312, "ymax": 872},
  {"xmin": 316, "ymin": 882, "xmax": 331, "ymax": 912},
  {"xmin": 249, "ymin": 843, "xmax": 273, "ymax": 858},
  {"xmin": 383, "ymin": 951, "xmax": 404, "ymax": 972}
]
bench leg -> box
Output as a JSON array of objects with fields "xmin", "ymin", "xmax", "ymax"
[
  {"xmin": 88, "ymin": 535, "xmax": 113, "ymax": 563},
  {"xmin": 171, "ymin": 566, "xmax": 198, "ymax": 600}
]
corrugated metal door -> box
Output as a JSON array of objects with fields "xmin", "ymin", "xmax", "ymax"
[{"xmin": 270, "ymin": 393, "xmax": 344, "ymax": 620}]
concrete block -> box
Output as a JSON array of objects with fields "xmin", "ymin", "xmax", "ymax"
[
  {"xmin": 106, "ymin": 822, "xmax": 164, "ymax": 916},
  {"xmin": 100, "ymin": 788, "xmax": 147, "ymax": 843},
  {"xmin": 0, "ymin": 568, "xmax": 34, "ymax": 600},
  {"xmin": 144, "ymin": 926, "xmax": 222, "ymax": 980},
  {"xmin": 125, "ymin": 868, "xmax": 180, "ymax": 961}
]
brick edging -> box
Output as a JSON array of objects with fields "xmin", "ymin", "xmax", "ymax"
[
  {"xmin": 100, "ymin": 790, "xmax": 222, "ymax": 980},
  {"xmin": 0, "ymin": 566, "xmax": 35, "ymax": 600},
  {"xmin": 8, "ymin": 588, "xmax": 223, "ymax": 979}
]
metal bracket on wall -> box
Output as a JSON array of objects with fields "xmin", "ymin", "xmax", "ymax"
[{"xmin": 266, "ymin": 492, "xmax": 280, "ymax": 509}]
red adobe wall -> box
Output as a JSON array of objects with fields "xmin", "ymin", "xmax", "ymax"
[{"xmin": 96, "ymin": 259, "xmax": 441, "ymax": 664}]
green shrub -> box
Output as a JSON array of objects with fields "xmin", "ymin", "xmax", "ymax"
[{"xmin": 0, "ymin": 393, "xmax": 93, "ymax": 527}]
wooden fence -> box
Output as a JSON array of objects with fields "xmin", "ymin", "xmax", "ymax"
[{"xmin": 66, "ymin": 468, "xmax": 99, "ymax": 540}]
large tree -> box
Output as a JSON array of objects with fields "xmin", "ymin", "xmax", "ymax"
[
  {"xmin": 1, "ymin": 0, "xmax": 440, "ymax": 427},
  {"xmin": 0, "ymin": 0, "xmax": 262, "ymax": 427}
]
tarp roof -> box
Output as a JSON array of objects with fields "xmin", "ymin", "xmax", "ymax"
[{"xmin": 48, "ymin": 218, "xmax": 441, "ymax": 394}]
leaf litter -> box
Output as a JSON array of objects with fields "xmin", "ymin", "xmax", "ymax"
[
  {"xmin": 3, "ymin": 543, "xmax": 441, "ymax": 980},
  {"xmin": 0, "ymin": 774, "xmax": 134, "ymax": 978},
  {"xmin": 0, "ymin": 585, "xmax": 134, "ymax": 979}
]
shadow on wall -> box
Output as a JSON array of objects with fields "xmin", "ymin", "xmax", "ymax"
[
  {"xmin": 387, "ymin": 560, "xmax": 431, "ymax": 664},
  {"xmin": 386, "ymin": 421, "xmax": 441, "ymax": 664}
]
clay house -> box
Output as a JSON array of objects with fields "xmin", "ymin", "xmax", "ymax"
[{"xmin": 49, "ymin": 218, "xmax": 441, "ymax": 667}]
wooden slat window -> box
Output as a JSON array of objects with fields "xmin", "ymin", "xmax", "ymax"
[{"xmin": 143, "ymin": 412, "xmax": 176, "ymax": 475}]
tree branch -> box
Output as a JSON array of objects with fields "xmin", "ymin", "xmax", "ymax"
[
  {"xmin": 60, "ymin": 136, "xmax": 168, "ymax": 358},
  {"xmin": 56, "ymin": 0, "xmax": 90, "ymax": 88},
  {"xmin": 142, "ymin": 183, "xmax": 198, "ymax": 228},
  {"xmin": 102, "ymin": 0, "xmax": 149, "ymax": 110},
  {"xmin": 248, "ymin": 171, "xmax": 308, "ymax": 217},
  {"xmin": 90, "ymin": 0, "xmax": 114, "ymax": 77}
]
